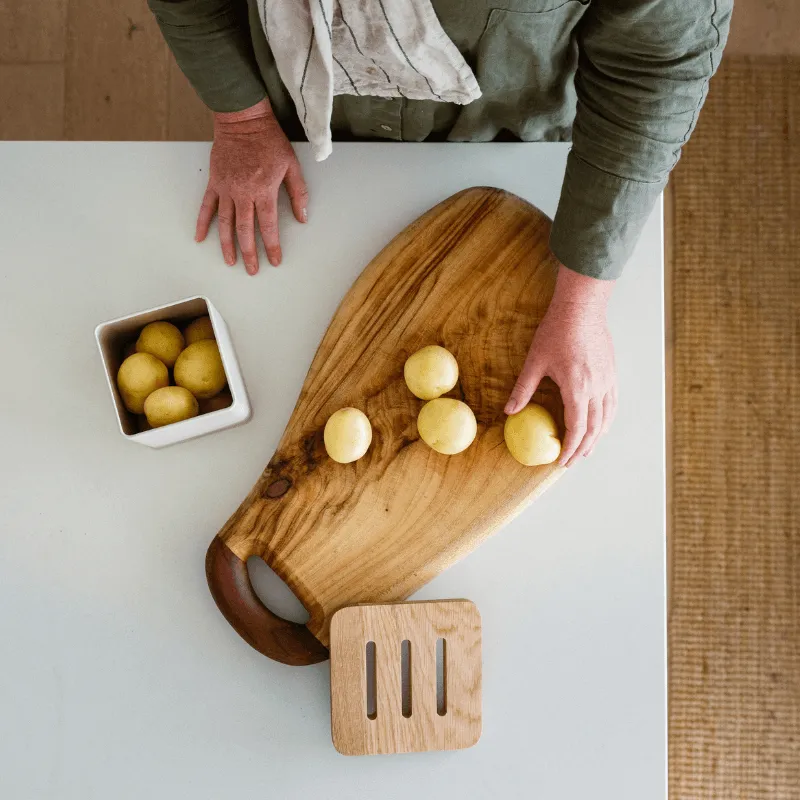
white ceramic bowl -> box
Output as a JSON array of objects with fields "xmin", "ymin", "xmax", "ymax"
[{"xmin": 95, "ymin": 296, "xmax": 251, "ymax": 448}]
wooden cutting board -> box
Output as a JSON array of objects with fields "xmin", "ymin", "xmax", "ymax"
[{"xmin": 206, "ymin": 187, "xmax": 566, "ymax": 666}]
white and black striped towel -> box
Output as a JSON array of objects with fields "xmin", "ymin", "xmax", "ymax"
[{"xmin": 260, "ymin": 1, "xmax": 481, "ymax": 161}]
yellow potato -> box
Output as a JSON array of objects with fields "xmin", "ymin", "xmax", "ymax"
[
  {"xmin": 117, "ymin": 353, "xmax": 169, "ymax": 414},
  {"xmin": 184, "ymin": 315, "xmax": 215, "ymax": 345},
  {"xmin": 198, "ymin": 388, "xmax": 233, "ymax": 414},
  {"xmin": 174, "ymin": 340, "xmax": 227, "ymax": 400},
  {"xmin": 504, "ymin": 404, "xmax": 561, "ymax": 466},
  {"xmin": 404, "ymin": 345, "xmax": 459, "ymax": 400},
  {"xmin": 324, "ymin": 408, "xmax": 372, "ymax": 464},
  {"xmin": 416, "ymin": 398, "xmax": 477, "ymax": 455},
  {"xmin": 143, "ymin": 386, "xmax": 199, "ymax": 428},
  {"xmin": 136, "ymin": 321, "xmax": 185, "ymax": 368}
]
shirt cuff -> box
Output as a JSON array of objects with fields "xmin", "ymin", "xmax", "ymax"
[
  {"xmin": 549, "ymin": 151, "xmax": 665, "ymax": 281},
  {"xmin": 149, "ymin": 0, "xmax": 267, "ymax": 113}
]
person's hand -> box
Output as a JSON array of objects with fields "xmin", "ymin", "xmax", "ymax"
[
  {"xmin": 196, "ymin": 98, "xmax": 308, "ymax": 274},
  {"xmin": 505, "ymin": 263, "xmax": 617, "ymax": 467}
]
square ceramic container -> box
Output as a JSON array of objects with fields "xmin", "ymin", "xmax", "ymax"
[{"xmin": 95, "ymin": 296, "xmax": 251, "ymax": 448}]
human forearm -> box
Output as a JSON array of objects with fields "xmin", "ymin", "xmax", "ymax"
[
  {"xmin": 148, "ymin": 0, "xmax": 266, "ymax": 113},
  {"xmin": 550, "ymin": 0, "xmax": 732, "ymax": 280},
  {"xmin": 506, "ymin": 258, "xmax": 617, "ymax": 465}
]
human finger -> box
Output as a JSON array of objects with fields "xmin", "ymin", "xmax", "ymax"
[
  {"xmin": 256, "ymin": 194, "xmax": 281, "ymax": 266},
  {"xmin": 505, "ymin": 354, "xmax": 546, "ymax": 416},
  {"xmin": 558, "ymin": 393, "xmax": 587, "ymax": 467},
  {"xmin": 600, "ymin": 390, "xmax": 617, "ymax": 438},
  {"xmin": 283, "ymin": 159, "xmax": 309, "ymax": 224},
  {"xmin": 217, "ymin": 194, "xmax": 236, "ymax": 266},
  {"xmin": 576, "ymin": 396, "xmax": 603, "ymax": 462},
  {"xmin": 235, "ymin": 198, "xmax": 259, "ymax": 275},
  {"xmin": 196, "ymin": 188, "xmax": 218, "ymax": 242}
]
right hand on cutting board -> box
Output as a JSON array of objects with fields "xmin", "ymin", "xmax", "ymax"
[
  {"xmin": 505, "ymin": 262, "xmax": 617, "ymax": 467},
  {"xmin": 196, "ymin": 98, "xmax": 308, "ymax": 275}
]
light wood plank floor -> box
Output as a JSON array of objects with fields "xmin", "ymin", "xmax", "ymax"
[{"xmin": 0, "ymin": 0, "xmax": 212, "ymax": 140}]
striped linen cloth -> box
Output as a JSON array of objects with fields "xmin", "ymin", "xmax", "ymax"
[{"xmin": 260, "ymin": 0, "xmax": 481, "ymax": 161}]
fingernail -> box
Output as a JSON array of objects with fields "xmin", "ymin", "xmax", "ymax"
[
  {"xmin": 246, "ymin": 264, "xmax": 257, "ymax": 276},
  {"xmin": 505, "ymin": 400, "xmax": 519, "ymax": 415},
  {"xmin": 225, "ymin": 258, "xmax": 234, "ymax": 266},
  {"xmin": 302, "ymin": 207, "xmax": 308, "ymax": 222}
]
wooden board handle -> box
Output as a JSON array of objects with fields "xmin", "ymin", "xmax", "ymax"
[{"xmin": 205, "ymin": 536, "xmax": 329, "ymax": 666}]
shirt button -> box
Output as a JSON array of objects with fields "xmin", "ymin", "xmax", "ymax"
[{"xmin": 380, "ymin": 124, "xmax": 392, "ymax": 132}]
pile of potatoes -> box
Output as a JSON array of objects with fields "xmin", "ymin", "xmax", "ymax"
[
  {"xmin": 117, "ymin": 316, "xmax": 232, "ymax": 431},
  {"xmin": 323, "ymin": 345, "xmax": 562, "ymax": 467}
]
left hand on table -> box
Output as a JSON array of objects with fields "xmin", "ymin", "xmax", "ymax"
[{"xmin": 505, "ymin": 263, "xmax": 617, "ymax": 467}]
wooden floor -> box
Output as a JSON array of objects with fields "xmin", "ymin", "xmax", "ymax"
[
  {"xmin": 0, "ymin": 0, "xmax": 213, "ymax": 140},
  {"xmin": 1, "ymin": 0, "xmax": 799, "ymax": 141}
]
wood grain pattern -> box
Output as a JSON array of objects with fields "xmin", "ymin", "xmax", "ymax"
[
  {"xmin": 0, "ymin": 0, "xmax": 67, "ymax": 62},
  {"xmin": 330, "ymin": 601, "xmax": 482, "ymax": 755},
  {"xmin": 208, "ymin": 187, "xmax": 566, "ymax": 663},
  {"xmin": 669, "ymin": 57, "xmax": 800, "ymax": 800},
  {"xmin": 0, "ymin": 65, "xmax": 65, "ymax": 139},
  {"xmin": 64, "ymin": 0, "xmax": 168, "ymax": 139}
]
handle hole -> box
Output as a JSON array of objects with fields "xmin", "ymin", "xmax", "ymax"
[
  {"xmin": 246, "ymin": 556, "xmax": 310, "ymax": 624},
  {"xmin": 401, "ymin": 640, "xmax": 412, "ymax": 718},
  {"xmin": 436, "ymin": 638, "xmax": 447, "ymax": 716},
  {"xmin": 366, "ymin": 641, "xmax": 377, "ymax": 720}
]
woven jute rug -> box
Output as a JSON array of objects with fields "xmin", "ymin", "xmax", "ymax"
[{"xmin": 668, "ymin": 57, "xmax": 800, "ymax": 798}]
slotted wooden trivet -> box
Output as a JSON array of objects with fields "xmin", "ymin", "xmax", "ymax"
[{"xmin": 330, "ymin": 601, "xmax": 482, "ymax": 755}]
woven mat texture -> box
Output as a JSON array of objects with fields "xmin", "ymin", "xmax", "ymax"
[{"xmin": 668, "ymin": 56, "xmax": 800, "ymax": 799}]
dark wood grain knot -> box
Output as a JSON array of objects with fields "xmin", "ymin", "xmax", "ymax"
[{"xmin": 265, "ymin": 477, "xmax": 292, "ymax": 499}]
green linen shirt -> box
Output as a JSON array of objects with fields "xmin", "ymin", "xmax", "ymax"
[{"xmin": 148, "ymin": 0, "xmax": 731, "ymax": 280}]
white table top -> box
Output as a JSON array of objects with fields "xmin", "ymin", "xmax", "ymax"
[{"xmin": 0, "ymin": 142, "xmax": 665, "ymax": 799}]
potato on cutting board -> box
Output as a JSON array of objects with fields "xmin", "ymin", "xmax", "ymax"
[
  {"xmin": 324, "ymin": 408, "xmax": 372, "ymax": 463},
  {"xmin": 504, "ymin": 404, "xmax": 561, "ymax": 466},
  {"xmin": 404, "ymin": 345, "xmax": 459, "ymax": 400},
  {"xmin": 417, "ymin": 398, "xmax": 476, "ymax": 455}
]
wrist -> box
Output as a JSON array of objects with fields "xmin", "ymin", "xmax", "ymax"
[
  {"xmin": 213, "ymin": 98, "xmax": 273, "ymax": 132},
  {"xmin": 549, "ymin": 261, "xmax": 614, "ymax": 321}
]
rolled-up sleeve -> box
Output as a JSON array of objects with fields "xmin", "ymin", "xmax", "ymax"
[
  {"xmin": 148, "ymin": 0, "xmax": 266, "ymax": 113},
  {"xmin": 549, "ymin": 0, "xmax": 732, "ymax": 279}
]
